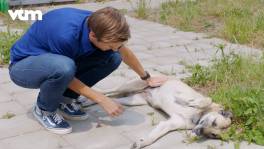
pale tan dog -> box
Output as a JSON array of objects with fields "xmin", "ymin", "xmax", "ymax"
[{"xmin": 104, "ymin": 78, "xmax": 233, "ymax": 149}]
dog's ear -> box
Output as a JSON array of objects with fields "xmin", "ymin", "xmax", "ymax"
[
  {"xmin": 192, "ymin": 125, "xmax": 203, "ymax": 136},
  {"xmin": 191, "ymin": 116, "xmax": 200, "ymax": 125},
  {"xmin": 219, "ymin": 110, "xmax": 233, "ymax": 119}
]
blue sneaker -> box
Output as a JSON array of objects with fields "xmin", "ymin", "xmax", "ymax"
[
  {"xmin": 58, "ymin": 102, "xmax": 89, "ymax": 121},
  {"xmin": 33, "ymin": 104, "xmax": 72, "ymax": 134}
]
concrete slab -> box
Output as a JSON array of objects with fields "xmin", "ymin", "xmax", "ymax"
[
  {"xmin": 0, "ymin": 114, "xmax": 42, "ymax": 139},
  {"xmin": 0, "ymin": 68, "xmax": 11, "ymax": 84},
  {"xmin": 12, "ymin": 90, "xmax": 39, "ymax": 110},
  {"xmin": 0, "ymin": 101, "xmax": 27, "ymax": 117},
  {"xmin": 62, "ymin": 121, "xmax": 132, "ymax": 149},
  {"xmin": 0, "ymin": 130, "xmax": 72, "ymax": 149},
  {"xmin": 0, "ymin": 91, "xmax": 13, "ymax": 103}
]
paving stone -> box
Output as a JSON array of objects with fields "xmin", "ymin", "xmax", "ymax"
[
  {"xmin": 147, "ymin": 56, "xmax": 183, "ymax": 65},
  {"xmin": 85, "ymin": 104, "xmax": 166, "ymax": 132},
  {"xmin": 144, "ymin": 131, "xmax": 232, "ymax": 149},
  {"xmin": 0, "ymin": 130, "xmax": 71, "ymax": 149},
  {"xmin": 238, "ymin": 142, "xmax": 264, "ymax": 149},
  {"xmin": 37, "ymin": 0, "xmax": 167, "ymax": 16},
  {"xmin": 12, "ymin": 90, "xmax": 39, "ymax": 110},
  {"xmin": 94, "ymin": 75, "xmax": 127, "ymax": 91},
  {"xmin": 145, "ymin": 136, "xmax": 264, "ymax": 149},
  {"xmin": 0, "ymin": 68, "xmax": 11, "ymax": 84},
  {"xmin": 137, "ymin": 59, "xmax": 159, "ymax": 69},
  {"xmin": 143, "ymin": 36, "xmax": 176, "ymax": 43},
  {"xmin": 62, "ymin": 119, "xmax": 132, "ymax": 149},
  {"xmin": 0, "ymin": 114, "xmax": 42, "ymax": 139},
  {"xmin": 229, "ymin": 44, "xmax": 262, "ymax": 58},
  {"xmin": 133, "ymin": 51, "xmax": 156, "ymax": 60},
  {"xmin": 0, "ymin": 101, "xmax": 27, "ymax": 117},
  {"xmin": 127, "ymin": 44, "xmax": 148, "ymax": 52},
  {"xmin": 0, "ymin": 78, "xmax": 14, "ymax": 103},
  {"xmin": 156, "ymin": 26, "xmax": 178, "ymax": 33},
  {"xmin": 111, "ymin": 68, "xmax": 139, "ymax": 79},
  {"xmin": 147, "ymin": 51, "xmax": 212, "ymax": 66},
  {"xmin": 149, "ymin": 41, "xmax": 177, "ymax": 49},
  {"xmin": 148, "ymin": 46, "xmax": 188, "ymax": 57},
  {"xmin": 65, "ymin": 104, "xmax": 166, "ymax": 148},
  {"xmin": 119, "ymin": 106, "xmax": 168, "ymax": 144},
  {"xmin": 151, "ymin": 64, "xmax": 190, "ymax": 77},
  {"xmin": 127, "ymin": 36, "xmax": 150, "ymax": 46},
  {"xmin": 174, "ymin": 31, "xmax": 204, "ymax": 40},
  {"xmin": 0, "ymin": 82, "xmax": 33, "ymax": 95},
  {"xmin": 0, "ymin": 92, "xmax": 12, "ymax": 103}
]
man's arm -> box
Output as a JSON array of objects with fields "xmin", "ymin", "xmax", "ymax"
[
  {"xmin": 68, "ymin": 78, "xmax": 123, "ymax": 117},
  {"xmin": 118, "ymin": 46, "xmax": 147, "ymax": 78}
]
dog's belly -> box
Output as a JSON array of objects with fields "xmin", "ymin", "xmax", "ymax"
[
  {"xmin": 147, "ymin": 80, "xmax": 204, "ymax": 119},
  {"xmin": 161, "ymin": 100, "xmax": 201, "ymax": 120}
]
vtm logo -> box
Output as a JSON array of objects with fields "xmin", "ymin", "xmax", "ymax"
[{"xmin": 8, "ymin": 9, "xmax": 42, "ymax": 21}]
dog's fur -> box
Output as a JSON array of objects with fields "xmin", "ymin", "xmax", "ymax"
[{"xmin": 103, "ymin": 78, "xmax": 233, "ymax": 149}]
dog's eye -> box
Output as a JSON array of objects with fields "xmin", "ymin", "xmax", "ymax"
[
  {"xmin": 209, "ymin": 133, "xmax": 217, "ymax": 138},
  {"xmin": 212, "ymin": 119, "xmax": 217, "ymax": 127}
]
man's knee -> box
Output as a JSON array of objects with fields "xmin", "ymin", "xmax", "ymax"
[
  {"xmin": 107, "ymin": 52, "xmax": 122, "ymax": 70},
  {"xmin": 52, "ymin": 56, "xmax": 76, "ymax": 80}
]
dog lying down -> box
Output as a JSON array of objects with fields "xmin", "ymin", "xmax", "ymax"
[{"xmin": 101, "ymin": 78, "xmax": 233, "ymax": 149}]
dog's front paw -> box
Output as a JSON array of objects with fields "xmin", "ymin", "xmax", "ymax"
[{"xmin": 130, "ymin": 138, "xmax": 145, "ymax": 149}]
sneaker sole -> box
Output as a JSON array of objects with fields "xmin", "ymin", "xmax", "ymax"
[
  {"xmin": 32, "ymin": 108, "xmax": 72, "ymax": 134},
  {"xmin": 80, "ymin": 104, "xmax": 95, "ymax": 111},
  {"xmin": 57, "ymin": 110, "xmax": 89, "ymax": 121}
]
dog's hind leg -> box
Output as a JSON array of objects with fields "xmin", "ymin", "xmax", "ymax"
[
  {"xmin": 114, "ymin": 93, "xmax": 148, "ymax": 106},
  {"xmin": 131, "ymin": 114, "xmax": 187, "ymax": 149},
  {"xmin": 187, "ymin": 97, "xmax": 212, "ymax": 109}
]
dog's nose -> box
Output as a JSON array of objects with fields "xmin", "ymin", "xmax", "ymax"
[{"xmin": 192, "ymin": 127, "xmax": 203, "ymax": 136}]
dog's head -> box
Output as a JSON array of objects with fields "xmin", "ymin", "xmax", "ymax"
[{"xmin": 192, "ymin": 106, "xmax": 233, "ymax": 138}]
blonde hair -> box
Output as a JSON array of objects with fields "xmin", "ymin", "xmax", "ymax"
[{"xmin": 88, "ymin": 7, "xmax": 131, "ymax": 43}]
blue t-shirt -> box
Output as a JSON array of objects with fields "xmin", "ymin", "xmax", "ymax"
[{"xmin": 10, "ymin": 8, "xmax": 97, "ymax": 64}]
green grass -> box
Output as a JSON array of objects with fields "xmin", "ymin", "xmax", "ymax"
[
  {"xmin": 0, "ymin": 30, "xmax": 23, "ymax": 65},
  {"xmin": 0, "ymin": 13, "xmax": 30, "ymax": 30},
  {"xmin": 129, "ymin": 0, "xmax": 151, "ymax": 19},
  {"xmin": 0, "ymin": 13, "xmax": 28, "ymax": 65},
  {"xmin": 136, "ymin": 0, "xmax": 264, "ymax": 49},
  {"xmin": 185, "ymin": 45, "xmax": 264, "ymax": 145}
]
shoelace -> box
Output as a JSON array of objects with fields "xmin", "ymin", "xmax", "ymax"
[
  {"xmin": 52, "ymin": 113, "xmax": 63, "ymax": 124},
  {"xmin": 71, "ymin": 102, "xmax": 81, "ymax": 111}
]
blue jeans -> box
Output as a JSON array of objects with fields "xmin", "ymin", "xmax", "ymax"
[{"xmin": 9, "ymin": 49, "xmax": 122, "ymax": 112}]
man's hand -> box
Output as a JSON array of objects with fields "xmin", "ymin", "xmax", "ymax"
[
  {"xmin": 99, "ymin": 97, "xmax": 124, "ymax": 117},
  {"xmin": 68, "ymin": 78, "xmax": 124, "ymax": 117},
  {"xmin": 146, "ymin": 75, "xmax": 168, "ymax": 87}
]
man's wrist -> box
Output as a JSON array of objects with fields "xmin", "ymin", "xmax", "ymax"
[{"xmin": 140, "ymin": 71, "xmax": 151, "ymax": 80}]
